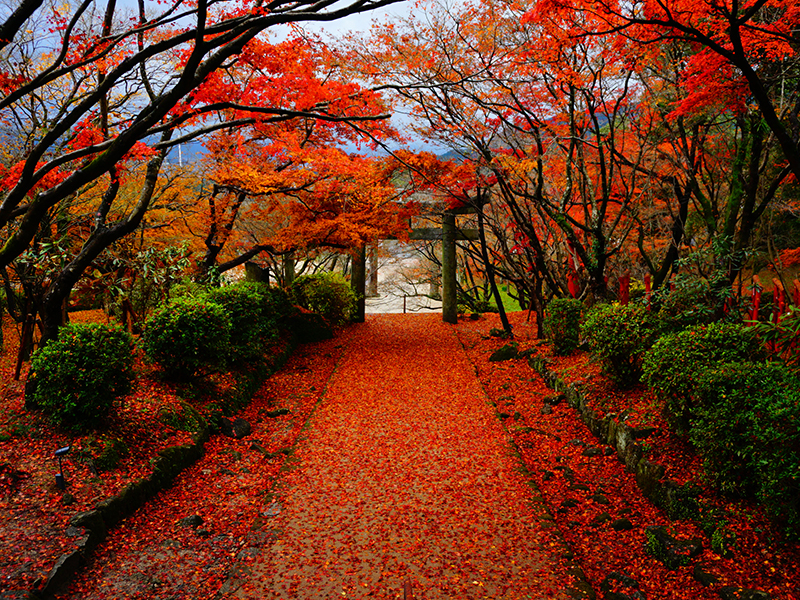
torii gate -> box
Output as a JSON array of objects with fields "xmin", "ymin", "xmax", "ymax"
[{"xmin": 352, "ymin": 207, "xmax": 478, "ymax": 324}]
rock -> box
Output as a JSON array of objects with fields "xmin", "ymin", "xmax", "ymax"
[
  {"xmin": 543, "ymin": 393, "xmax": 566, "ymax": 406},
  {"xmin": 61, "ymin": 493, "xmax": 75, "ymax": 506},
  {"xmin": 542, "ymin": 470, "xmax": 555, "ymax": 482},
  {"xmin": 249, "ymin": 442, "xmax": 269, "ymax": 455},
  {"xmin": 718, "ymin": 587, "xmax": 772, "ymax": 600},
  {"xmin": 571, "ymin": 483, "xmax": 591, "ymax": 492},
  {"xmin": 196, "ymin": 528, "xmax": 212, "ymax": 538},
  {"xmin": 692, "ymin": 564, "xmax": 719, "ymax": 587},
  {"xmin": 489, "ymin": 327, "xmax": 511, "ymax": 338},
  {"xmin": 583, "ymin": 447, "xmax": 604, "ymax": 457},
  {"xmin": 541, "ymin": 405, "xmax": 554, "ymax": 415},
  {"xmin": 264, "ymin": 408, "xmax": 290, "ymax": 418},
  {"xmin": 220, "ymin": 417, "xmax": 252, "ymax": 439},
  {"xmin": 263, "ymin": 502, "xmax": 282, "ymax": 517},
  {"xmin": 592, "ymin": 512, "xmax": 612, "ymax": 527},
  {"xmin": 570, "ymin": 439, "xmax": 587, "ymax": 447},
  {"xmin": 177, "ymin": 514, "xmax": 203, "ymax": 529},
  {"xmin": 644, "ymin": 525, "xmax": 703, "ymax": 570},
  {"xmin": 591, "ymin": 493, "xmax": 611, "ymax": 505},
  {"xmin": 600, "ymin": 572, "xmax": 646, "ymax": 600},
  {"xmin": 611, "ymin": 518, "xmax": 634, "ymax": 531},
  {"xmin": 490, "ymin": 343, "xmax": 519, "ymax": 362},
  {"xmin": 631, "ymin": 427, "xmax": 657, "ymax": 439}
]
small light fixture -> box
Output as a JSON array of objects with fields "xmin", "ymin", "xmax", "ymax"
[{"xmin": 54, "ymin": 446, "xmax": 71, "ymax": 490}]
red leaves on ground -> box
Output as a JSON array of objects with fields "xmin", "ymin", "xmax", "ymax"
[
  {"xmin": 455, "ymin": 312, "xmax": 800, "ymax": 600},
  {"xmin": 230, "ymin": 315, "xmax": 571, "ymax": 599}
]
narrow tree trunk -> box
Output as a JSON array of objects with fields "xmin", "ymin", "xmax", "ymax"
[
  {"xmin": 442, "ymin": 211, "xmax": 458, "ymax": 324},
  {"xmin": 477, "ymin": 208, "xmax": 511, "ymax": 335},
  {"xmin": 283, "ymin": 253, "xmax": 295, "ymax": 287},
  {"xmin": 351, "ymin": 245, "xmax": 366, "ymax": 323}
]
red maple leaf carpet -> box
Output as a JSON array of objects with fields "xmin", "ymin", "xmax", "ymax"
[{"xmin": 225, "ymin": 314, "xmax": 571, "ymax": 599}]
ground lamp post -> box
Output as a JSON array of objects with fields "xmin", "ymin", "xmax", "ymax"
[{"xmin": 55, "ymin": 446, "xmax": 71, "ymax": 490}]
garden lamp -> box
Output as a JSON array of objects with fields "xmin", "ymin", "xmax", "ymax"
[{"xmin": 55, "ymin": 446, "xmax": 71, "ymax": 490}]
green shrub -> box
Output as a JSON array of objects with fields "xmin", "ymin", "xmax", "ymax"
[
  {"xmin": 750, "ymin": 305, "xmax": 800, "ymax": 371},
  {"xmin": 204, "ymin": 282, "xmax": 280, "ymax": 361},
  {"xmin": 287, "ymin": 308, "xmax": 334, "ymax": 343},
  {"xmin": 642, "ymin": 322, "xmax": 763, "ymax": 430},
  {"xmin": 27, "ymin": 323, "xmax": 133, "ymax": 429},
  {"xmin": 581, "ymin": 303, "xmax": 657, "ymax": 387},
  {"xmin": 544, "ymin": 298, "xmax": 583, "ymax": 355},
  {"xmin": 291, "ymin": 272, "xmax": 356, "ymax": 326},
  {"xmin": 691, "ymin": 361, "xmax": 800, "ymax": 538},
  {"xmin": 259, "ymin": 285, "xmax": 295, "ymax": 323},
  {"xmin": 653, "ymin": 275, "xmax": 716, "ymax": 332},
  {"xmin": 142, "ymin": 296, "xmax": 232, "ymax": 379}
]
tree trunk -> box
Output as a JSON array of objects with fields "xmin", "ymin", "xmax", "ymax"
[
  {"xmin": 477, "ymin": 207, "xmax": 511, "ymax": 335},
  {"xmin": 442, "ymin": 211, "xmax": 458, "ymax": 324},
  {"xmin": 351, "ymin": 245, "xmax": 366, "ymax": 323}
]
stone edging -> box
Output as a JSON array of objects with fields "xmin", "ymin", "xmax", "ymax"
[
  {"xmin": 36, "ymin": 431, "xmax": 211, "ymax": 600},
  {"xmin": 528, "ymin": 356, "xmax": 700, "ymax": 524},
  {"xmin": 527, "ymin": 355, "xmax": 778, "ymax": 599},
  {"xmin": 31, "ymin": 340, "xmax": 298, "ymax": 600}
]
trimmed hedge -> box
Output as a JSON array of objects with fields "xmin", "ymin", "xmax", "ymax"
[
  {"xmin": 203, "ymin": 282, "xmax": 280, "ymax": 361},
  {"xmin": 642, "ymin": 322, "xmax": 763, "ymax": 430},
  {"xmin": 544, "ymin": 298, "xmax": 583, "ymax": 356},
  {"xmin": 581, "ymin": 303, "xmax": 657, "ymax": 387},
  {"xmin": 291, "ymin": 272, "xmax": 356, "ymax": 326},
  {"xmin": 27, "ymin": 323, "xmax": 134, "ymax": 429},
  {"xmin": 142, "ymin": 296, "xmax": 231, "ymax": 379},
  {"xmin": 691, "ymin": 361, "xmax": 800, "ymax": 538}
]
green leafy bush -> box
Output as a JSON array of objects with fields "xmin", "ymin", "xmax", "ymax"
[
  {"xmin": 142, "ymin": 296, "xmax": 232, "ymax": 379},
  {"xmin": 652, "ymin": 274, "xmax": 719, "ymax": 333},
  {"xmin": 259, "ymin": 285, "xmax": 295, "ymax": 323},
  {"xmin": 750, "ymin": 305, "xmax": 800, "ymax": 371},
  {"xmin": 581, "ymin": 303, "xmax": 657, "ymax": 387},
  {"xmin": 204, "ymin": 282, "xmax": 280, "ymax": 360},
  {"xmin": 691, "ymin": 361, "xmax": 800, "ymax": 538},
  {"xmin": 642, "ymin": 322, "xmax": 763, "ymax": 430},
  {"xmin": 27, "ymin": 323, "xmax": 134, "ymax": 429},
  {"xmin": 544, "ymin": 298, "xmax": 583, "ymax": 355},
  {"xmin": 291, "ymin": 272, "xmax": 356, "ymax": 326}
]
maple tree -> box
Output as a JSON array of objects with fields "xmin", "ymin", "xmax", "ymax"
[
  {"xmin": 521, "ymin": 0, "xmax": 800, "ymax": 182},
  {"xmin": 346, "ymin": 0, "xmax": 664, "ymax": 310},
  {"xmin": 342, "ymin": 0, "xmax": 799, "ymax": 311},
  {"xmin": 0, "ymin": 0, "xmax": 406, "ymax": 344}
]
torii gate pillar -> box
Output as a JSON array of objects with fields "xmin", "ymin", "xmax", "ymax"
[{"xmin": 442, "ymin": 211, "xmax": 458, "ymax": 324}]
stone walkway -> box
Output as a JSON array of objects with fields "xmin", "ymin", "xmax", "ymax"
[{"xmin": 223, "ymin": 314, "xmax": 571, "ymax": 599}]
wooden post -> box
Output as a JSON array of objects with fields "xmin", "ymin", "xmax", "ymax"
[
  {"xmin": 619, "ymin": 272, "xmax": 630, "ymax": 305},
  {"xmin": 772, "ymin": 278, "xmax": 785, "ymax": 324},
  {"xmin": 442, "ymin": 211, "xmax": 457, "ymax": 324},
  {"xmin": 367, "ymin": 244, "xmax": 379, "ymax": 297},
  {"xmin": 351, "ymin": 245, "xmax": 366, "ymax": 323},
  {"xmin": 282, "ymin": 253, "xmax": 295, "ymax": 288},
  {"xmin": 749, "ymin": 275, "xmax": 762, "ymax": 323}
]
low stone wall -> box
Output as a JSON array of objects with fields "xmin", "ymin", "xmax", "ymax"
[
  {"xmin": 32, "ymin": 340, "xmax": 298, "ymax": 600},
  {"xmin": 38, "ymin": 430, "xmax": 211, "ymax": 599},
  {"xmin": 528, "ymin": 356, "xmax": 699, "ymax": 522}
]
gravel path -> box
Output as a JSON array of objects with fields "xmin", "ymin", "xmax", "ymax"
[{"xmin": 224, "ymin": 314, "xmax": 571, "ymax": 599}]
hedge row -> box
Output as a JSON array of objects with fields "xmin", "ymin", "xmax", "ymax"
[
  {"xmin": 27, "ymin": 272, "xmax": 357, "ymax": 430},
  {"xmin": 543, "ymin": 294, "xmax": 800, "ymax": 538}
]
